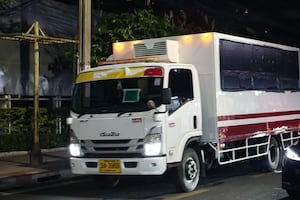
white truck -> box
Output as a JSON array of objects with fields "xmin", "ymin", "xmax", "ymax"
[{"xmin": 68, "ymin": 32, "xmax": 300, "ymax": 192}]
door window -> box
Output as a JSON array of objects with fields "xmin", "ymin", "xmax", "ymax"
[{"xmin": 168, "ymin": 68, "xmax": 193, "ymax": 113}]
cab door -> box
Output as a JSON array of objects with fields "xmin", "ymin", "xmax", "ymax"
[{"xmin": 166, "ymin": 66, "xmax": 202, "ymax": 163}]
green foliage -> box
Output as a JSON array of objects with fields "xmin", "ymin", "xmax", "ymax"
[
  {"xmin": 0, "ymin": 107, "xmax": 30, "ymax": 134},
  {"xmin": 0, "ymin": 132, "xmax": 32, "ymax": 152},
  {"xmin": 91, "ymin": 9, "xmax": 180, "ymax": 66},
  {"xmin": 0, "ymin": 107, "xmax": 69, "ymax": 152},
  {"xmin": 0, "ymin": 0, "xmax": 15, "ymax": 9}
]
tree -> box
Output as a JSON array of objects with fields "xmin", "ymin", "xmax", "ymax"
[
  {"xmin": 91, "ymin": 9, "xmax": 180, "ymax": 66},
  {"xmin": 0, "ymin": 0, "xmax": 15, "ymax": 9}
]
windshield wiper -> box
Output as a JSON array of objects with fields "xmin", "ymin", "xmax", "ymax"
[
  {"xmin": 117, "ymin": 111, "xmax": 132, "ymax": 117},
  {"xmin": 78, "ymin": 113, "xmax": 95, "ymax": 119},
  {"xmin": 77, "ymin": 113, "xmax": 87, "ymax": 118}
]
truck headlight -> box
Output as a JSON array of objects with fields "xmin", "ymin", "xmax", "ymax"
[
  {"xmin": 286, "ymin": 147, "xmax": 300, "ymax": 161},
  {"xmin": 144, "ymin": 126, "xmax": 162, "ymax": 156},
  {"xmin": 69, "ymin": 130, "xmax": 84, "ymax": 157}
]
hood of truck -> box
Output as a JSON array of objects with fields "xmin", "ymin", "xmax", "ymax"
[{"xmin": 73, "ymin": 113, "xmax": 149, "ymax": 140}]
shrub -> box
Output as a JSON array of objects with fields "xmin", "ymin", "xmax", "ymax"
[{"xmin": 0, "ymin": 107, "xmax": 69, "ymax": 152}]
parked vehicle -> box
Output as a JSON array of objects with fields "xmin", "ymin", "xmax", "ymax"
[
  {"xmin": 68, "ymin": 32, "xmax": 300, "ymax": 192},
  {"xmin": 282, "ymin": 140, "xmax": 300, "ymax": 199}
]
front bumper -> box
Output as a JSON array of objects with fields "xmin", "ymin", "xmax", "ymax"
[{"xmin": 70, "ymin": 156, "xmax": 167, "ymax": 175}]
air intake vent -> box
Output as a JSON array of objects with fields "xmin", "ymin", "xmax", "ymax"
[
  {"xmin": 134, "ymin": 42, "xmax": 167, "ymax": 57},
  {"xmin": 133, "ymin": 40, "xmax": 179, "ymax": 62}
]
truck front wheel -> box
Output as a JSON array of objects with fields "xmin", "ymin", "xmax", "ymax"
[{"xmin": 175, "ymin": 148, "xmax": 200, "ymax": 192}]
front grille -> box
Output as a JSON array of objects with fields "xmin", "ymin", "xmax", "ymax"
[
  {"xmin": 80, "ymin": 139, "xmax": 144, "ymax": 157},
  {"xmin": 91, "ymin": 140, "xmax": 131, "ymax": 144},
  {"xmin": 84, "ymin": 153, "xmax": 144, "ymax": 158}
]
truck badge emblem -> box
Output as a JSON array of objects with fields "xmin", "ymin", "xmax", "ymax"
[{"xmin": 99, "ymin": 132, "xmax": 120, "ymax": 137}]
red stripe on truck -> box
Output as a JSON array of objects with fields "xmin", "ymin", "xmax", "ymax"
[
  {"xmin": 218, "ymin": 119, "xmax": 300, "ymax": 143},
  {"xmin": 218, "ymin": 110, "xmax": 300, "ymax": 121}
]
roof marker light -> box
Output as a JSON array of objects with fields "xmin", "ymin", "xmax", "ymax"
[
  {"xmin": 114, "ymin": 41, "xmax": 123, "ymax": 52},
  {"xmin": 183, "ymin": 35, "xmax": 191, "ymax": 42},
  {"xmin": 201, "ymin": 33, "xmax": 212, "ymax": 42}
]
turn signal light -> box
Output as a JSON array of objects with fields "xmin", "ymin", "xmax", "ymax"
[{"xmin": 219, "ymin": 143, "xmax": 225, "ymax": 149}]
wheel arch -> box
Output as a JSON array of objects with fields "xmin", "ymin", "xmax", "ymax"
[
  {"xmin": 171, "ymin": 135, "xmax": 202, "ymax": 164},
  {"xmin": 184, "ymin": 136, "xmax": 201, "ymax": 155},
  {"xmin": 270, "ymin": 134, "xmax": 283, "ymax": 149},
  {"xmin": 184, "ymin": 136, "xmax": 205, "ymax": 166}
]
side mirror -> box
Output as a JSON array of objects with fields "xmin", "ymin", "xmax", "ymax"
[{"xmin": 161, "ymin": 88, "xmax": 171, "ymax": 105}]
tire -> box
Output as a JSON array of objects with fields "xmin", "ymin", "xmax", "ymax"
[
  {"xmin": 175, "ymin": 148, "xmax": 200, "ymax": 192},
  {"xmin": 93, "ymin": 175, "xmax": 120, "ymax": 188},
  {"xmin": 266, "ymin": 137, "xmax": 282, "ymax": 172}
]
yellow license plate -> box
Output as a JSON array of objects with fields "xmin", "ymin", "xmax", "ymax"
[{"xmin": 99, "ymin": 160, "xmax": 121, "ymax": 173}]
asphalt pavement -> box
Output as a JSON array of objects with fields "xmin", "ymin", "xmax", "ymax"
[{"xmin": 0, "ymin": 147, "xmax": 73, "ymax": 190}]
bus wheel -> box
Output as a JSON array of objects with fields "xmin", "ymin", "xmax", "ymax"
[
  {"xmin": 266, "ymin": 137, "xmax": 282, "ymax": 172},
  {"xmin": 93, "ymin": 175, "xmax": 120, "ymax": 188},
  {"xmin": 175, "ymin": 148, "xmax": 200, "ymax": 192}
]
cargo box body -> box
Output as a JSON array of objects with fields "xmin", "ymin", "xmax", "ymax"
[{"xmin": 113, "ymin": 32, "xmax": 300, "ymax": 144}]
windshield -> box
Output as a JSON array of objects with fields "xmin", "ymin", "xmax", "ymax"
[{"xmin": 72, "ymin": 77, "xmax": 163, "ymax": 114}]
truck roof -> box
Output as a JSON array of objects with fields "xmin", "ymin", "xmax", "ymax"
[{"xmin": 76, "ymin": 62, "xmax": 193, "ymax": 84}]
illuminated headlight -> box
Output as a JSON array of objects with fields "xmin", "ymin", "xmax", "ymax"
[
  {"xmin": 286, "ymin": 147, "xmax": 300, "ymax": 161},
  {"xmin": 69, "ymin": 130, "xmax": 84, "ymax": 157},
  {"xmin": 144, "ymin": 126, "xmax": 162, "ymax": 156},
  {"xmin": 69, "ymin": 143, "xmax": 82, "ymax": 157}
]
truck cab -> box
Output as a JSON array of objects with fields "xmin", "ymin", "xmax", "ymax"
[{"xmin": 69, "ymin": 62, "xmax": 203, "ymax": 191}]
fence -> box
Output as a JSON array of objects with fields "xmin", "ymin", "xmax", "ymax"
[{"xmin": 0, "ymin": 95, "xmax": 71, "ymax": 135}]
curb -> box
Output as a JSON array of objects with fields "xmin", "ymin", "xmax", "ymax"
[
  {"xmin": 0, "ymin": 147, "xmax": 68, "ymax": 158},
  {"xmin": 0, "ymin": 168, "xmax": 73, "ymax": 190}
]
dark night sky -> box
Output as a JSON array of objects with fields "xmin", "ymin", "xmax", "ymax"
[
  {"xmin": 99, "ymin": 0, "xmax": 300, "ymax": 48},
  {"xmin": 208, "ymin": 0, "xmax": 300, "ymax": 47},
  {"xmin": 1, "ymin": 0, "xmax": 300, "ymax": 47}
]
